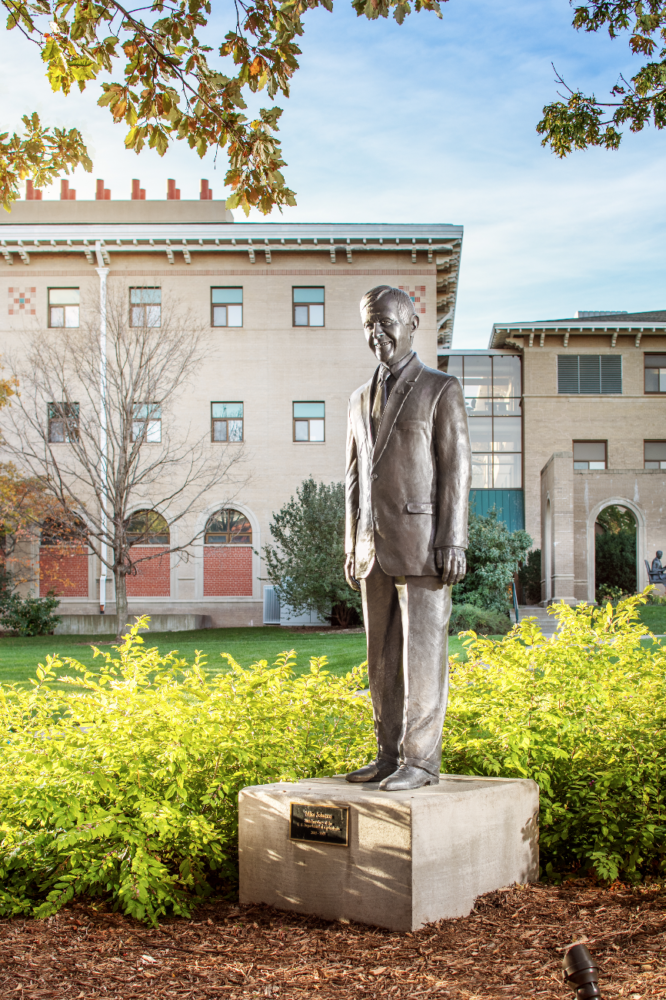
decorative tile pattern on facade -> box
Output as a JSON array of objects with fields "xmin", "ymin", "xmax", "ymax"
[
  {"xmin": 8, "ymin": 287, "xmax": 36, "ymax": 316},
  {"xmin": 204, "ymin": 546, "xmax": 253, "ymax": 596},
  {"xmin": 126, "ymin": 547, "xmax": 170, "ymax": 597},
  {"xmin": 399, "ymin": 285, "xmax": 426, "ymax": 315}
]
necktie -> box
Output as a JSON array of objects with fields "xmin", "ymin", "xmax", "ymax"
[{"xmin": 371, "ymin": 366, "xmax": 390, "ymax": 440}]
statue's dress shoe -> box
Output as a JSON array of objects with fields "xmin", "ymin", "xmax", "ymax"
[
  {"xmin": 345, "ymin": 759, "xmax": 397, "ymax": 783},
  {"xmin": 378, "ymin": 764, "xmax": 438, "ymax": 791}
]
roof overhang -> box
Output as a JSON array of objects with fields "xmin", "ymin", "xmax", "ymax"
[
  {"xmin": 0, "ymin": 221, "xmax": 463, "ymax": 349},
  {"xmin": 490, "ymin": 320, "xmax": 666, "ymax": 350}
]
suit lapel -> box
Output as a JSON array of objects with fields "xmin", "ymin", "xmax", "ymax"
[{"xmin": 372, "ymin": 353, "xmax": 424, "ymax": 467}]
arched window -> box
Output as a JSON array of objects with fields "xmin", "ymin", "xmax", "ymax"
[
  {"xmin": 203, "ymin": 508, "xmax": 253, "ymax": 597},
  {"xmin": 39, "ymin": 515, "xmax": 88, "ymax": 597},
  {"xmin": 125, "ymin": 510, "xmax": 170, "ymax": 597},
  {"xmin": 126, "ymin": 510, "xmax": 170, "ymax": 545},
  {"xmin": 204, "ymin": 509, "xmax": 252, "ymax": 545}
]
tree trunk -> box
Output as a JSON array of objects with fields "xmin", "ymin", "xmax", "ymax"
[{"xmin": 114, "ymin": 567, "xmax": 129, "ymax": 640}]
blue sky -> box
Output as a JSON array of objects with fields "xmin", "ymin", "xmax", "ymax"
[{"xmin": 1, "ymin": 0, "xmax": 664, "ymax": 347}]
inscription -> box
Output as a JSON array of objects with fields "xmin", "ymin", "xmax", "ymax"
[{"xmin": 290, "ymin": 803, "xmax": 349, "ymax": 846}]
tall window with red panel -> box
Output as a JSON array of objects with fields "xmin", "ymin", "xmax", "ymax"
[
  {"xmin": 39, "ymin": 516, "xmax": 89, "ymax": 597},
  {"xmin": 203, "ymin": 509, "xmax": 253, "ymax": 597},
  {"xmin": 125, "ymin": 510, "xmax": 171, "ymax": 597}
]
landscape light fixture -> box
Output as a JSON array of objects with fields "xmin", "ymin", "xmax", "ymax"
[{"xmin": 562, "ymin": 943, "xmax": 602, "ymax": 999}]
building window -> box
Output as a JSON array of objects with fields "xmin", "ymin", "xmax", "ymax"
[
  {"xmin": 211, "ymin": 288, "xmax": 243, "ymax": 327},
  {"xmin": 132, "ymin": 403, "xmax": 161, "ymax": 443},
  {"xmin": 126, "ymin": 510, "xmax": 170, "ymax": 545},
  {"xmin": 573, "ymin": 441, "xmax": 607, "ymax": 470},
  {"xmin": 557, "ymin": 355, "xmax": 622, "ymax": 394},
  {"xmin": 293, "ymin": 402, "xmax": 325, "ymax": 442},
  {"xmin": 293, "ymin": 287, "xmax": 324, "ymax": 327},
  {"xmin": 211, "ymin": 402, "xmax": 243, "ymax": 442},
  {"xmin": 130, "ymin": 287, "xmax": 161, "ymax": 328},
  {"xmin": 48, "ymin": 402, "xmax": 79, "ymax": 442},
  {"xmin": 48, "ymin": 288, "xmax": 80, "ymax": 328},
  {"xmin": 444, "ymin": 355, "xmax": 522, "ymax": 488},
  {"xmin": 204, "ymin": 508, "xmax": 252, "ymax": 544},
  {"xmin": 644, "ymin": 354, "xmax": 666, "ymax": 393},
  {"xmin": 645, "ymin": 441, "xmax": 666, "ymax": 469}
]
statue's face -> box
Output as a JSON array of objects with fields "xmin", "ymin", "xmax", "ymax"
[{"xmin": 361, "ymin": 296, "xmax": 418, "ymax": 365}]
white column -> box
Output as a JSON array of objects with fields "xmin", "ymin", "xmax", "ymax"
[{"xmin": 96, "ymin": 255, "xmax": 110, "ymax": 613}]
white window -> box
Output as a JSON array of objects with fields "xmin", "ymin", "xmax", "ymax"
[
  {"xmin": 293, "ymin": 402, "xmax": 325, "ymax": 442},
  {"xmin": 211, "ymin": 402, "xmax": 243, "ymax": 441},
  {"xmin": 132, "ymin": 403, "xmax": 161, "ymax": 443},
  {"xmin": 49, "ymin": 288, "xmax": 79, "ymax": 328},
  {"xmin": 130, "ymin": 288, "xmax": 161, "ymax": 328},
  {"xmin": 211, "ymin": 288, "xmax": 243, "ymax": 327},
  {"xmin": 573, "ymin": 441, "xmax": 606, "ymax": 470},
  {"xmin": 293, "ymin": 287, "xmax": 324, "ymax": 327}
]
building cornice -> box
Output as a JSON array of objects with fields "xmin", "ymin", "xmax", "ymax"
[
  {"xmin": 490, "ymin": 320, "xmax": 666, "ymax": 350},
  {"xmin": 0, "ymin": 221, "xmax": 463, "ymax": 348}
]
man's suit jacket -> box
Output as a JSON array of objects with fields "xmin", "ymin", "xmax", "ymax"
[{"xmin": 345, "ymin": 352, "xmax": 471, "ymax": 579}]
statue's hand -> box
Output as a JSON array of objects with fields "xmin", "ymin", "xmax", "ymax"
[
  {"xmin": 435, "ymin": 546, "xmax": 466, "ymax": 586},
  {"xmin": 344, "ymin": 553, "xmax": 361, "ymax": 592}
]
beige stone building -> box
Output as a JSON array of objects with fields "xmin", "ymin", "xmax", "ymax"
[
  {"xmin": 0, "ymin": 190, "xmax": 462, "ymax": 625},
  {"xmin": 440, "ymin": 312, "xmax": 666, "ymax": 604}
]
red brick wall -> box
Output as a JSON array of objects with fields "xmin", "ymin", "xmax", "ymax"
[
  {"xmin": 126, "ymin": 546, "xmax": 170, "ymax": 597},
  {"xmin": 204, "ymin": 545, "xmax": 252, "ymax": 596},
  {"xmin": 39, "ymin": 546, "xmax": 89, "ymax": 597}
]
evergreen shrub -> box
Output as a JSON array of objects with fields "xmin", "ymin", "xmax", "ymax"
[
  {"xmin": 444, "ymin": 591, "xmax": 666, "ymax": 883},
  {"xmin": 448, "ymin": 603, "xmax": 511, "ymax": 636}
]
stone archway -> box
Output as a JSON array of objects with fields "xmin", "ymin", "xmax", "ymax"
[{"xmin": 586, "ymin": 497, "xmax": 646, "ymax": 603}]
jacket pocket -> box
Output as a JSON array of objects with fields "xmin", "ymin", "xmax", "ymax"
[{"xmin": 406, "ymin": 502, "xmax": 435, "ymax": 514}]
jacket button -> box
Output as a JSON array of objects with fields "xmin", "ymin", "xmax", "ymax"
[{"xmin": 371, "ymin": 473, "xmax": 378, "ymax": 480}]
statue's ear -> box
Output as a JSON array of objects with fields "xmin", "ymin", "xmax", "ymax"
[{"xmin": 410, "ymin": 313, "xmax": 419, "ymax": 341}]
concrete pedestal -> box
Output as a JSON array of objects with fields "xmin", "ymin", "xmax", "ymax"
[{"xmin": 239, "ymin": 774, "xmax": 539, "ymax": 932}]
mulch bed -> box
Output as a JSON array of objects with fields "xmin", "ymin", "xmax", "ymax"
[{"xmin": 1, "ymin": 881, "xmax": 664, "ymax": 999}]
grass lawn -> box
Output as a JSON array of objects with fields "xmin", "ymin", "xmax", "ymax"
[
  {"xmin": 637, "ymin": 604, "xmax": 666, "ymax": 634},
  {"xmin": 0, "ymin": 625, "xmax": 470, "ymax": 687}
]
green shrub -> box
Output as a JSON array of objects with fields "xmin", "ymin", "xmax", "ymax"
[
  {"xmin": 0, "ymin": 619, "xmax": 373, "ymax": 924},
  {"xmin": 448, "ymin": 603, "xmax": 511, "ymax": 636},
  {"xmin": 444, "ymin": 591, "xmax": 666, "ymax": 883},
  {"xmin": 0, "ymin": 591, "xmax": 61, "ymax": 636},
  {"xmin": 453, "ymin": 508, "xmax": 532, "ymax": 613},
  {"xmin": 595, "ymin": 504, "xmax": 637, "ymax": 596}
]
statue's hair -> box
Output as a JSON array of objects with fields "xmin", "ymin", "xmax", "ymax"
[{"xmin": 360, "ymin": 285, "xmax": 416, "ymax": 325}]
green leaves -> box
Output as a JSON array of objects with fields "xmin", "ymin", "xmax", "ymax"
[
  {"xmin": 0, "ymin": 617, "xmax": 373, "ymax": 923},
  {"xmin": 539, "ymin": 2, "xmax": 666, "ymax": 155},
  {"xmin": 0, "ymin": 112, "xmax": 91, "ymax": 210},
  {"xmin": 444, "ymin": 589, "xmax": 666, "ymax": 883},
  {"xmin": 2, "ymin": 0, "xmax": 444, "ymax": 212},
  {"xmin": 263, "ymin": 477, "xmax": 362, "ymax": 627}
]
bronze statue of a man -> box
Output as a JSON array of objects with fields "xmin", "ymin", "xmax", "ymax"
[{"xmin": 344, "ymin": 285, "xmax": 471, "ymax": 791}]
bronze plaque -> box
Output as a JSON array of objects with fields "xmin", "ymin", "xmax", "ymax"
[{"xmin": 290, "ymin": 803, "xmax": 349, "ymax": 846}]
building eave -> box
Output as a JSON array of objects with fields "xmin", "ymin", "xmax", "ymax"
[{"xmin": 490, "ymin": 320, "xmax": 666, "ymax": 350}]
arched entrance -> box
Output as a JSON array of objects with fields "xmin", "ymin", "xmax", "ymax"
[
  {"xmin": 203, "ymin": 508, "xmax": 253, "ymax": 596},
  {"xmin": 125, "ymin": 509, "xmax": 171, "ymax": 597},
  {"xmin": 39, "ymin": 515, "xmax": 89, "ymax": 597},
  {"xmin": 586, "ymin": 497, "xmax": 646, "ymax": 603}
]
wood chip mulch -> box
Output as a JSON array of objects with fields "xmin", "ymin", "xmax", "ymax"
[{"xmin": 1, "ymin": 880, "xmax": 665, "ymax": 999}]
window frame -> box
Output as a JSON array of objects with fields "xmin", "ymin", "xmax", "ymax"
[
  {"xmin": 444, "ymin": 354, "xmax": 522, "ymax": 489},
  {"xmin": 131, "ymin": 403, "xmax": 162, "ymax": 444},
  {"xmin": 48, "ymin": 287, "xmax": 80, "ymax": 329},
  {"xmin": 204, "ymin": 508, "xmax": 252, "ymax": 545},
  {"xmin": 211, "ymin": 287, "xmax": 243, "ymax": 328},
  {"xmin": 557, "ymin": 355, "xmax": 623, "ymax": 395},
  {"xmin": 573, "ymin": 440, "xmax": 607, "ymax": 470},
  {"xmin": 644, "ymin": 354, "xmax": 666, "ymax": 394},
  {"xmin": 129, "ymin": 287, "xmax": 162, "ymax": 329},
  {"xmin": 292, "ymin": 401, "xmax": 326, "ymax": 443},
  {"xmin": 644, "ymin": 440, "xmax": 666, "ymax": 469},
  {"xmin": 211, "ymin": 402, "xmax": 244, "ymax": 442},
  {"xmin": 292, "ymin": 287, "xmax": 325, "ymax": 328},
  {"xmin": 47, "ymin": 402, "xmax": 80, "ymax": 443}
]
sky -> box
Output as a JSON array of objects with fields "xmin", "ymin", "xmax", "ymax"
[{"xmin": 1, "ymin": 0, "xmax": 664, "ymax": 348}]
